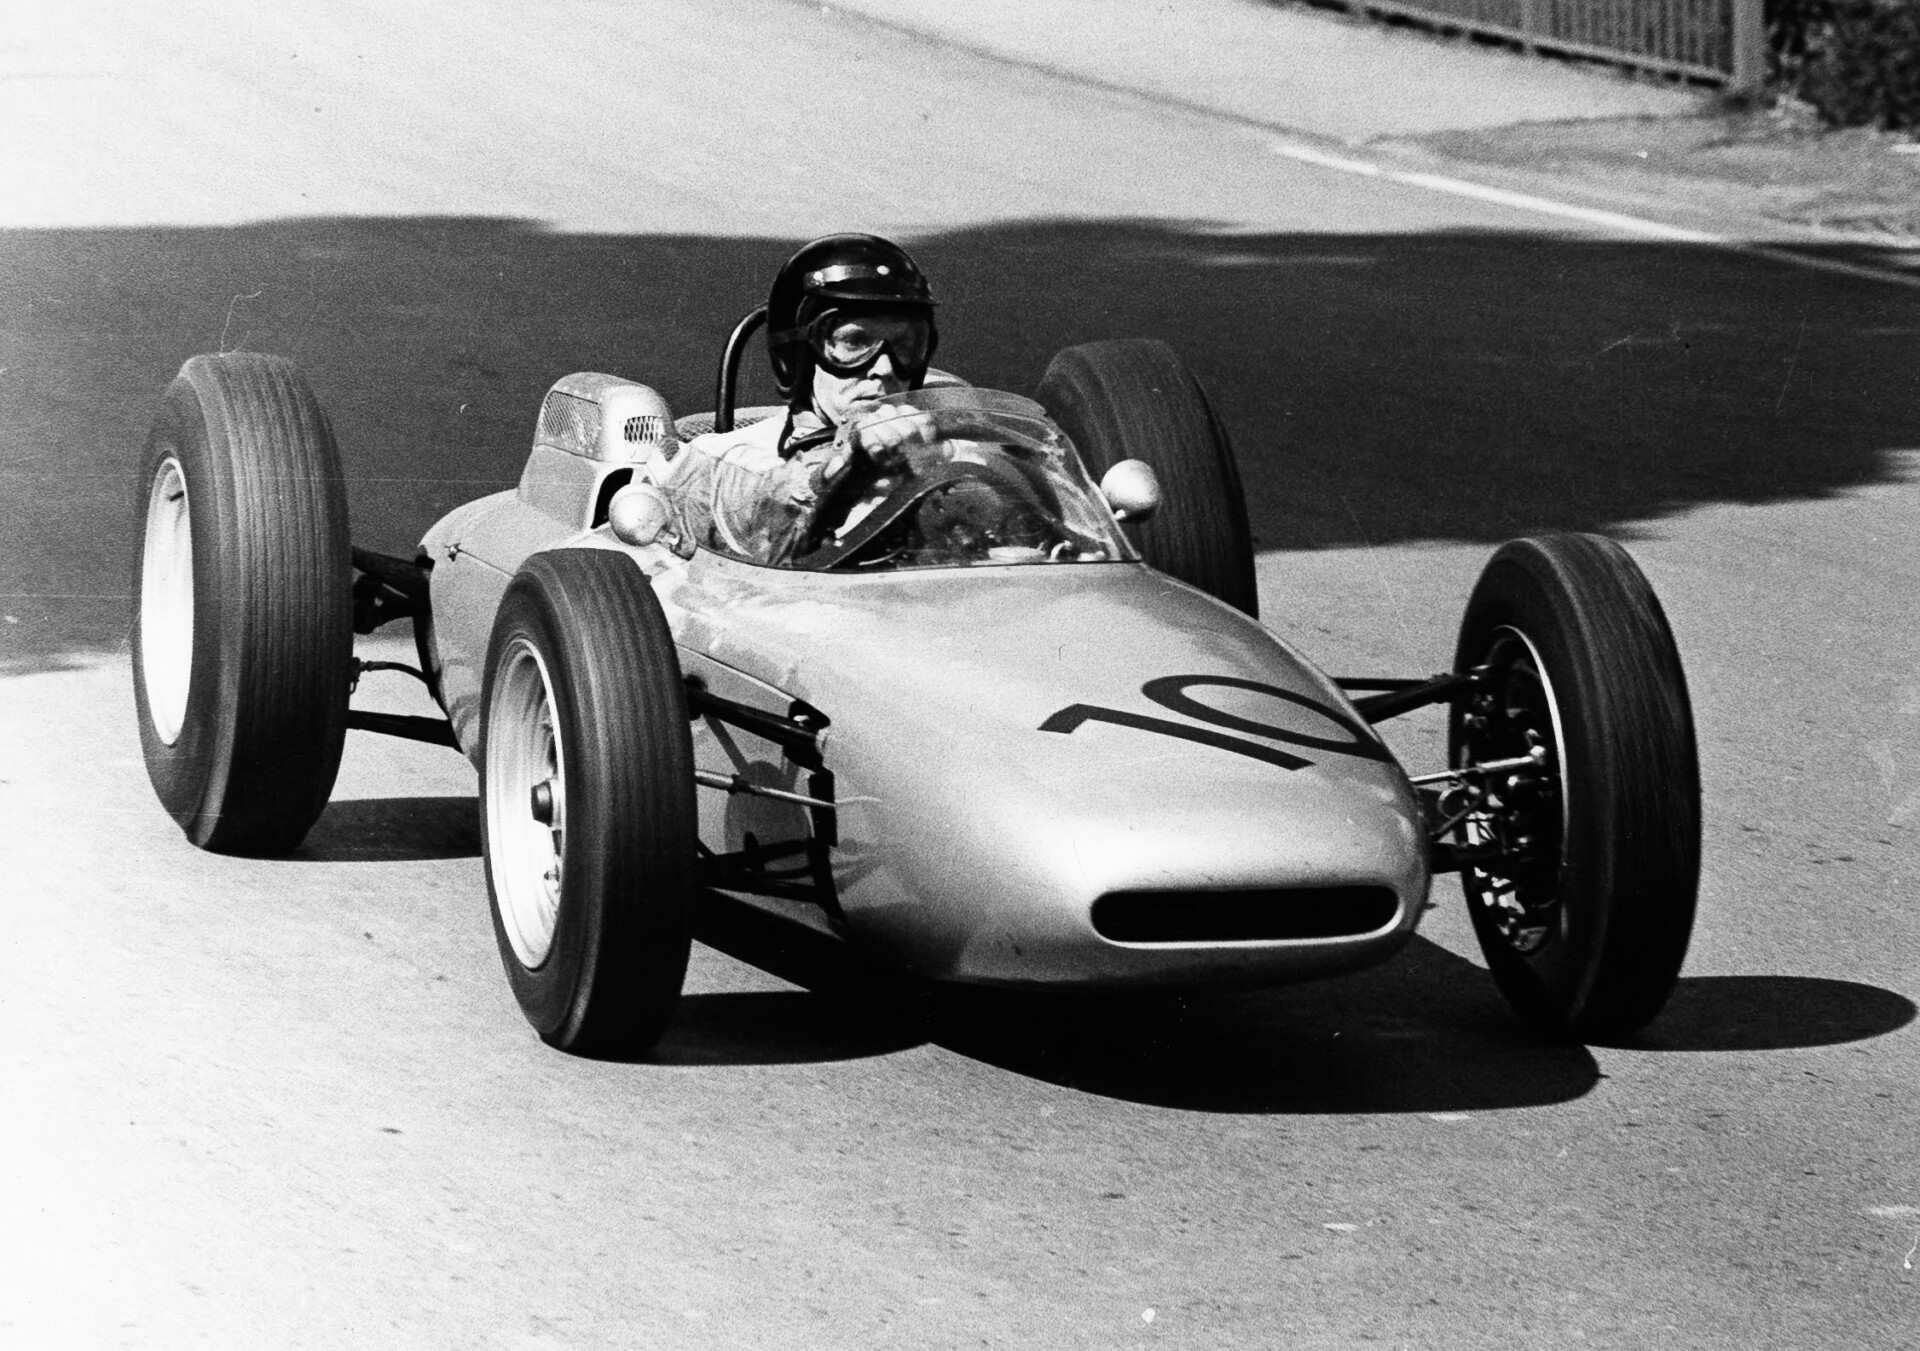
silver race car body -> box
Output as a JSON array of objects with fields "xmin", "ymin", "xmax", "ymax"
[{"xmin": 420, "ymin": 376, "xmax": 1428, "ymax": 989}]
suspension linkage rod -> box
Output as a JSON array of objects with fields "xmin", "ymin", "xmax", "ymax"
[
  {"xmin": 345, "ymin": 708, "xmax": 460, "ymax": 749},
  {"xmin": 1339, "ymin": 671, "xmax": 1477, "ymax": 723},
  {"xmin": 693, "ymin": 769, "xmax": 837, "ymax": 812},
  {"xmin": 1407, "ymin": 750, "xmax": 1547, "ymax": 787},
  {"xmin": 350, "ymin": 658, "xmax": 431, "ymax": 688},
  {"xmin": 684, "ymin": 681, "xmax": 825, "ymax": 769}
]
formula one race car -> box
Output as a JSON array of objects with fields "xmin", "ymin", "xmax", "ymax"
[{"xmin": 131, "ymin": 324, "xmax": 1700, "ymax": 1055}]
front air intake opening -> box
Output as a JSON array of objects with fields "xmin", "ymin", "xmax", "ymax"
[{"xmin": 1091, "ymin": 886, "xmax": 1400, "ymax": 944}]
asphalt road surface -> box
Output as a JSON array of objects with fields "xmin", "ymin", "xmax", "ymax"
[{"xmin": 3, "ymin": 2, "xmax": 1917, "ymax": 1347}]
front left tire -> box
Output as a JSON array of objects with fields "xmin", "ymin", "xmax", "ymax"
[{"xmin": 480, "ymin": 549, "xmax": 696, "ymax": 1055}]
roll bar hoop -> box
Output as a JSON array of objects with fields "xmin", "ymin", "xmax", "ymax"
[{"xmin": 713, "ymin": 305, "xmax": 768, "ymax": 434}]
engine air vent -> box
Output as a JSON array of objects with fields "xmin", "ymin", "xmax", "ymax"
[
  {"xmin": 538, "ymin": 390, "xmax": 600, "ymax": 458},
  {"xmin": 1091, "ymin": 886, "xmax": 1400, "ymax": 944},
  {"xmin": 623, "ymin": 414, "xmax": 674, "ymax": 446}
]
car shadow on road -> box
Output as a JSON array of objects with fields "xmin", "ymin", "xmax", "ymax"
[
  {"xmin": 1591, "ymin": 974, "xmax": 1917, "ymax": 1052},
  {"xmin": 922, "ymin": 937, "xmax": 1600, "ymax": 1114},
  {"xmin": 689, "ymin": 892, "xmax": 1592, "ymax": 1109},
  {"xmin": 682, "ymin": 894, "xmax": 1919, "ymax": 1106},
  {"xmin": 916, "ymin": 962, "xmax": 1919, "ymax": 1110},
  {"xmin": 298, "ymin": 795, "xmax": 480, "ymax": 862},
  {"xmin": 650, "ymin": 990, "xmax": 927, "ymax": 1066},
  {"xmin": 559, "ymin": 893, "xmax": 932, "ymax": 1066}
]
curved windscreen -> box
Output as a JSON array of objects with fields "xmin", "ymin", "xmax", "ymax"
[{"xmin": 663, "ymin": 388, "xmax": 1137, "ymax": 572}]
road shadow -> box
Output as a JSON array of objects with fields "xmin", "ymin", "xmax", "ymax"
[
  {"xmin": 920, "ymin": 938, "xmax": 1600, "ymax": 1114},
  {"xmin": 685, "ymin": 895, "xmax": 1920, "ymax": 1104},
  {"xmin": 298, "ymin": 795, "xmax": 480, "ymax": 862},
  {"xmin": 566, "ymin": 893, "xmax": 930, "ymax": 1067},
  {"xmin": 690, "ymin": 888, "xmax": 914, "ymax": 1003},
  {"xmin": 1596, "ymin": 974, "xmax": 1917, "ymax": 1051},
  {"xmin": 649, "ymin": 990, "xmax": 926, "ymax": 1066},
  {"xmin": 928, "ymin": 961, "xmax": 1920, "ymax": 1109},
  {"xmin": 5, "ymin": 216, "xmax": 1917, "ymax": 674},
  {"xmin": 691, "ymin": 890, "xmax": 1594, "ymax": 1110}
]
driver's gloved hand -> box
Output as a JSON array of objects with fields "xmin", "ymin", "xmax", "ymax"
[{"xmin": 839, "ymin": 406, "xmax": 941, "ymax": 476}]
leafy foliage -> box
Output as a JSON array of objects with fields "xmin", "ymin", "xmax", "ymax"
[{"xmin": 1768, "ymin": 0, "xmax": 1920, "ymax": 129}]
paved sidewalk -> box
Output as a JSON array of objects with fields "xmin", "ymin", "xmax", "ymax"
[
  {"xmin": 827, "ymin": 0, "xmax": 1701, "ymax": 141},
  {"xmin": 1405, "ymin": 108, "xmax": 1920, "ymax": 245},
  {"xmin": 826, "ymin": 0, "xmax": 1918, "ymax": 247}
]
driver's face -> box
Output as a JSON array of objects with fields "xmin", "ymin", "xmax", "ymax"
[{"xmin": 811, "ymin": 347, "xmax": 908, "ymax": 426}]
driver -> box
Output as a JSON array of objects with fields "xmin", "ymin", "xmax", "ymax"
[{"xmin": 670, "ymin": 233, "xmax": 947, "ymax": 563}]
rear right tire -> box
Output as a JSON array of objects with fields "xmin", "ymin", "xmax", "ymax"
[{"xmin": 1037, "ymin": 339, "xmax": 1257, "ymax": 616}]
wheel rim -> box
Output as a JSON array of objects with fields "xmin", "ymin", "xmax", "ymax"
[
  {"xmin": 1456, "ymin": 625, "xmax": 1570, "ymax": 956},
  {"xmin": 139, "ymin": 457, "xmax": 195, "ymax": 744},
  {"xmin": 487, "ymin": 637, "xmax": 567, "ymax": 969}
]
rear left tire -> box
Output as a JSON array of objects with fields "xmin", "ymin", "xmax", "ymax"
[{"xmin": 132, "ymin": 352, "xmax": 353, "ymax": 853}]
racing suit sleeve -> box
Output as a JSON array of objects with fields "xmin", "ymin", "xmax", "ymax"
[{"xmin": 662, "ymin": 428, "xmax": 827, "ymax": 565}]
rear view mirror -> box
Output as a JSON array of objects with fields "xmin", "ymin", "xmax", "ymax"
[
  {"xmin": 1100, "ymin": 460, "xmax": 1161, "ymax": 523},
  {"xmin": 607, "ymin": 482, "xmax": 674, "ymax": 548}
]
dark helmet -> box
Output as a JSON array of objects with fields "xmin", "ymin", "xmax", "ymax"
[{"xmin": 767, "ymin": 233, "xmax": 938, "ymax": 400}]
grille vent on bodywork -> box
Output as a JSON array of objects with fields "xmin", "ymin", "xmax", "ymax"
[
  {"xmin": 1091, "ymin": 886, "xmax": 1400, "ymax": 944},
  {"xmin": 624, "ymin": 415, "xmax": 673, "ymax": 445},
  {"xmin": 538, "ymin": 390, "xmax": 601, "ymax": 458}
]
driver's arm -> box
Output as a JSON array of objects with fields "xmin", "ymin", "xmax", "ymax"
[
  {"xmin": 669, "ymin": 427, "xmax": 822, "ymax": 564},
  {"xmin": 808, "ymin": 406, "xmax": 947, "ymax": 493},
  {"xmin": 789, "ymin": 409, "xmax": 949, "ymax": 551}
]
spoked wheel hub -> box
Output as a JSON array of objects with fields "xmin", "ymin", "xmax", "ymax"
[{"xmin": 1453, "ymin": 628, "xmax": 1568, "ymax": 956}]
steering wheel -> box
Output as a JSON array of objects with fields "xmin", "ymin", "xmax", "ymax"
[{"xmin": 792, "ymin": 460, "xmax": 1034, "ymax": 571}]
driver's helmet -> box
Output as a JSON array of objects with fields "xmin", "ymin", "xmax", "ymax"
[{"xmin": 766, "ymin": 234, "xmax": 939, "ymax": 401}]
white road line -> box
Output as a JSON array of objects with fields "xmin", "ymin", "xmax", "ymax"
[
  {"xmin": 1390, "ymin": 169, "xmax": 1720, "ymax": 243},
  {"xmin": 1273, "ymin": 144, "xmax": 1385, "ymax": 179},
  {"xmin": 1742, "ymin": 242, "xmax": 1920, "ymax": 289},
  {"xmin": 1267, "ymin": 140, "xmax": 1920, "ymax": 292}
]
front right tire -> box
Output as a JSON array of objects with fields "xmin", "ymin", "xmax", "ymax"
[
  {"xmin": 480, "ymin": 549, "xmax": 696, "ymax": 1054},
  {"xmin": 1450, "ymin": 533, "xmax": 1699, "ymax": 1038}
]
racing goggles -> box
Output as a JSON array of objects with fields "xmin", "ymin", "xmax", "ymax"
[{"xmin": 804, "ymin": 310, "xmax": 933, "ymax": 378}]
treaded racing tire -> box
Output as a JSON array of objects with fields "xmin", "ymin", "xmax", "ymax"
[
  {"xmin": 480, "ymin": 550, "xmax": 696, "ymax": 1055},
  {"xmin": 132, "ymin": 352, "xmax": 353, "ymax": 853},
  {"xmin": 1449, "ymin": 533, "xmax": 1699, "ymax": 1039},
  {"xmin": 1037, "ymin": 339, "xmax": 1257, "ymax": 617}
]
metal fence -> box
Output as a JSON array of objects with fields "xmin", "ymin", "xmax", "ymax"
[{"xmin": 1343, "ymin": 0, "xmax": 1766, "ymax": 86}]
